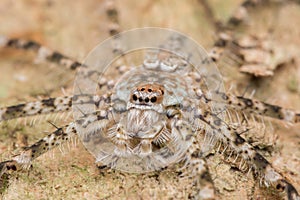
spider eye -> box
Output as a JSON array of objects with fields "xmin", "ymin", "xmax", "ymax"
[
  {"xmin": 148, "ymin": 89, "xmax": 152, "ymax": 92},
  {"xmin": 150, "ymin": 97, "xmax": 157, "ymax": 103},
  {"xmin": 145, "ymin": 97, "xmax": 149, "ymax": 103},
  {"xmin": 132, "ymin": 94, "xmax": 137, "ymax": 101}
]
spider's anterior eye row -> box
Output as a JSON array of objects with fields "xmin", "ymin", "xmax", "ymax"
[
  {"xmin": 131, "ymin": 94, "xmax": 157, "ymax": 103},
  {"xmin": 131, "ymin": 84, "xmax": 165, "ymax": 104}
]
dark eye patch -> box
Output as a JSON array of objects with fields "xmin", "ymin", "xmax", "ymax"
[
  {"xmin": 132, "ymin": 94, "xmax": 138, "ymax": 101},
  {"xmin": 151, "ymin": 97, "xmax": 157, "ymax": 103}
]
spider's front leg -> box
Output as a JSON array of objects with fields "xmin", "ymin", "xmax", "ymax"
[
  {"xmin": 0, "ymin": 93, "xmax": 112, "ymax": 122},
  {"xmin": 166, "ymin": 106, "xmax": 217, "ymax": 200},
  {"xmin": 0, "ymin": 103, "xmax": 113, "ymax": 178},
  {"xmin": 0, "ymin": 90, "xmax": 113, "ymax": 178},
  {"xmin": 194, "ymin": 108, "xmax": 300, "ymax": 200},
  {"xmin": 182, "ymin": 142, "xmax": 216, "ymax": 200},
  {"xmin": 223, "ymin": 93, "xmax": 300, "ymax": 123},
  {"xmin": 0, "ymin": 122, "xmax": 77, "ymax": 178},
  {"xmin": 194, "ymin": 87, "xmax": 300, "ymax": 123},
  {"xmin": 0, "ymin": 35, "xmax": 83, "ymax": 70}
]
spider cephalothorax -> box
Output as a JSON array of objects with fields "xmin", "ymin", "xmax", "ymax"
[{"xmin": 88, "ymin": 54, "xmax": 199, "ymax": 172}]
